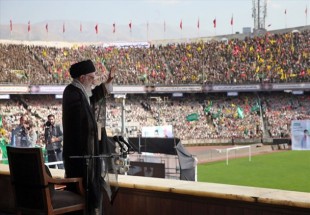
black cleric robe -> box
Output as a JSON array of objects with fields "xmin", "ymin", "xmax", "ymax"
[{"xmin": 62, "ymin": 83, "xmax": 108, "ymax": 214}]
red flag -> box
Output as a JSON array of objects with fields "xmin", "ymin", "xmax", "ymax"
[
  {"xmin": 180, "ymin": 19, "xmax": 182, "ymax": 30},
  {"xmin": 113, "ymin": 23, "xmax": 116, "ymax": 33},
  {"xmin": 45, "ymin": 23, "xmax": 48, "ymax": 33},
  {"xmin": 197, "ymin": 18, "xmax": 200, "ymax": 29},
  {"xmin": 28, "ymin": 21, "xmax": 31, "ymax": 32},
  {"xmin": 10, "ymin": 19, "xmax": 12, "ymax": 32},
  {"xmin": 129, "ymin": 21, "xmax": 132, "ymax": 32},
  {"xmin": 80, "ymin": 23, "xmax": 82, "ymax": 32},
  {"xmin": 95, "ymin": 24, "xmax": 98, "ymax": 34},
  {"xmin": 230, "ymin": 15, "xmax": 234, "ymax": 26},
  {"xmin": 63, "ymin": 23, "xmax": 65, "ymax": 33},
  {"xmin": 213, "ymin": 18, "xmax": 216, "ymax": 28}
]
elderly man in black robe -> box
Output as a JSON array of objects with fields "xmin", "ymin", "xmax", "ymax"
[{"xmin": 62, "ymin": 60, "xmax": 114, "ymax": 215}]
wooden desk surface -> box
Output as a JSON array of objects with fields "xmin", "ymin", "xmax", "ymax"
[{"xmin": 1, "ymin": 164, "xmax": 309, "ymax": 209}]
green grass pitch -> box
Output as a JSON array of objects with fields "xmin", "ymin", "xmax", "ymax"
[{"xmin": 197, "ymin": 150, "xmax": 310, "ymax": 192}]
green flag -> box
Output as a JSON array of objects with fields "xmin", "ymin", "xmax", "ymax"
[
  {"xmin": 0, "ymin": 138, "xmax": 8, "ymax": 164},
  {"xmin": 212, "ymin": 109, "xmax": 222, "ymax": 119},
  {"xmin": 186, "ymin": 113, "xmax": 199, "ymax": 121},
  {"xmin": 237, "ymin": 106, "xmax": 244, "ymax": 119},
  {"xmin": 251, "ymin": 102, "xmax": 260, "ymax": 112},
  {"xmin": 204, "ymin": 101, "xmax": 213, "ymax": 113}
]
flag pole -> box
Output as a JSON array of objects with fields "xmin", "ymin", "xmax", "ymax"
[
  {"xmin": 197, "ymin": 17, "xmax": 200, "ymax": 38},
  {"xmin": 10, "ymin": 19, "xmax": 12, "ymax": 39},
  {"xmin": 113, "ymin": 24, "xmax": 115, "ymax": 42},
  {"xmin": 147, "ymin": 21, "xmax": 149, "ymax": 42},
  {"xmin": 62, "ymin": 22, "xmax": 65, "ymax": 42},
  {"xmin": 180, "ymin": 19, "xmax": 183, "ymax": 41},
  {"xmin": 46, "ymin": 23, "xmax": 48, "ymax": 42},
  {"xmin": 306, "ymin": 5, "xmax": 308, "ymax": 26},
  {"xmin": 214, "ymin": 17, "xmax": 217, "ymax": 36},
  {"xmin": 130, "ymin": 30, "xmax": 132, "ymax": 43},
  {"xmin": 164, "ymin": 21, "xmax": 166, "ymax": 41},
  {"xmin": 28, "ymin": 21, "xmax": 30, "ymax": 41},
  {"xmin": 285, "ymin": 10, "xmax": 287, "ymax": 28},
  {"xmin": 129, "ymin": 20, "xmax": 132, "ymax": 42},
  {"xmin": 231, "ymin": 14, "xmax": 234, "ymax": 34}
]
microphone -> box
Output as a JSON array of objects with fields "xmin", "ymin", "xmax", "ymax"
[
  {"xmin": 118, "ymin": 136, "xmax": 135, "ymax": 152},
  {"xmin": 113, "ymin": 136, "xmax": 127, "ymax": 152}
]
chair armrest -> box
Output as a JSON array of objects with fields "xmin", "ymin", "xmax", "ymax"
[
  {"xmin": 48, "ymin": 177, "xmax": 82, "ymax": 184},
  {"xmin": 47, "ymin": 176, "xmax": 84, "ymax": 195}
]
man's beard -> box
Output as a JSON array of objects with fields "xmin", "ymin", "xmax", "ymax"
[{"xmin": 85, "ymin": 85, "xmax": 93, "ymax": 97}]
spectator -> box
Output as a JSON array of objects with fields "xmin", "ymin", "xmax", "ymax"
[{"xmin": 44, "ymin": 114, "xmax": 63, "ymax": 169}]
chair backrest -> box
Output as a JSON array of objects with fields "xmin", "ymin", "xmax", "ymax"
[{"xmin": 7, "ymin": 146, "xmax": 51, "ymax": 214}]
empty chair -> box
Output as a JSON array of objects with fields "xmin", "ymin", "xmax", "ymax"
[{"xmin": 7, "ymin": 147, "xmax": 85, "ymax": 215}]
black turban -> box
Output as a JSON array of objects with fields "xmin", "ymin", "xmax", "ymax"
[{"xmin": 69, "ymin": 60, "xmax": 96, "ymax": 79}]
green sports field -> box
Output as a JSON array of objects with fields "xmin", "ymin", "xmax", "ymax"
[{"xmin": 197, "ymin": 150, "xmax": 310, "ymax": 193}]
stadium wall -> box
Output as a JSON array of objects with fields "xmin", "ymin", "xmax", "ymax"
[{"xmin": 181, "ymin": 137, "xmax": 279, "ymax": 146}]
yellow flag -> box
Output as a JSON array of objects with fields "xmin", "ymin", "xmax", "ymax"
[{"xmin": 42, "ymin": 50, "xmax": 47, "ymax": 57}]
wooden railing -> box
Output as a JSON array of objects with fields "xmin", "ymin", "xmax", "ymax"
[{"xmin": 1, "ymin": 164, "xmax": 310, "ymax": 215}]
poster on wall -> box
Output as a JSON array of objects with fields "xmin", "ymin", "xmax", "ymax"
[
  {"xmin": 141, "ymin": 125, "xmax": 174, "ymax": 138},
  {"xmin": 291, "ymin": 120, "xmax": 310, "ymax": 150}
]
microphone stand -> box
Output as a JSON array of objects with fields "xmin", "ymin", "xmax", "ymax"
[{"xmin": 70, "ymin": 154, "xmax": 118, "ymax": 214}]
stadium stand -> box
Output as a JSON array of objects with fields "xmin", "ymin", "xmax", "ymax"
[
  {"xmin": 0, "ymin": 29, "xmax": 309, "ymax": 146},
  {"xmin": 0, "ymin": 29, "xmax": 309, "ymax": 85}
]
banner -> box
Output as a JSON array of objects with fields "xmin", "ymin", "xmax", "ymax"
[
  {"xmin": 186, "ymin": 113, "xmax": 199, "ymax": 121},
  {"xmin": 291, "ymin": 120, "xmax": 310, "ymax": 150},
  {"xmin": 141, "ymin": 125, "xmax": 173, "ymax": 138},
  {"xmin": 237, "ymin": 107, "xmax": 244, "ymax": 119}
]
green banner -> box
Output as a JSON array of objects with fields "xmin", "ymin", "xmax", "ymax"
[
  {"xmin": 186, "ymin": 113, "xmax": 199, "ymax": 121},
  {"xmin": 237, "ymin": 106, "xmax": 244, "ymax": 119},
  {"xmin": 0, "ymin": 138, "xmax": 8, "ymax": 164},
  {"xmin": 251, "ymin": 102, "xmax": 260, "ymax": 112},
  {"xmin": 204, "ymin": 101, "xmax": 213, "ymax": 113}
]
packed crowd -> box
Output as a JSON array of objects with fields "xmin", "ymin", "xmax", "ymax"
[
  {"xmin": 1, "ymin": 93, "xmax": 309, "ymax": 146},
  {"xmin": 0, "ymin": 29, "xmax": 309, "ymax": 85}
]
